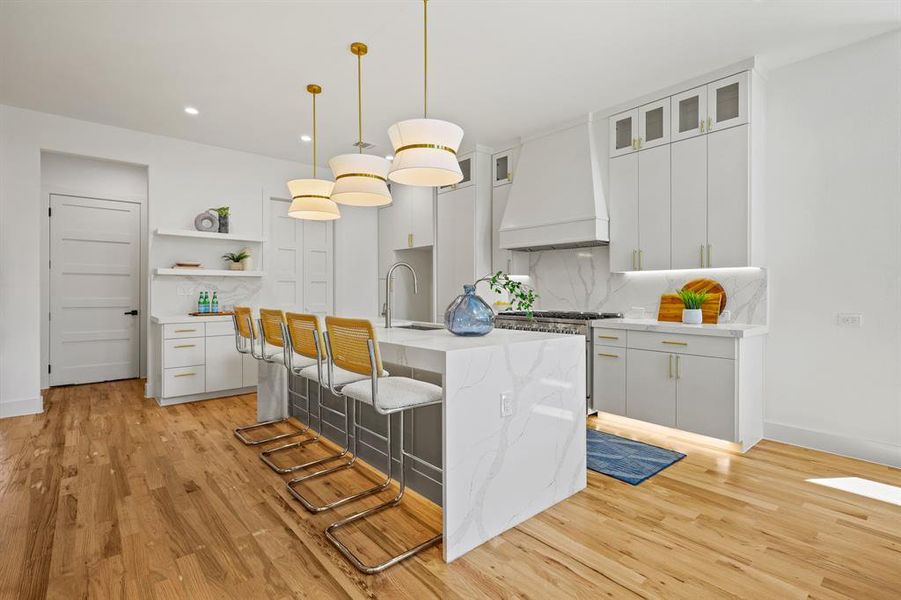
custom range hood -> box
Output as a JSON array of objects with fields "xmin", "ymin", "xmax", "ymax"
[{"xmin": 499, "ymin": 115, "xmax": 609, "ymax": 251}]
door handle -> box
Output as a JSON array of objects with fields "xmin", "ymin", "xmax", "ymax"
[
  {"xmin": 668, "ymin": 354, "xmax": 674, "ymax": 378},
  {"xmin": 124, "ymin": 309, "xmax": 138, "ymax": 315},
  {"xmin": 675, "ymin": 355, "xmax": 681, "ymax": 379}
]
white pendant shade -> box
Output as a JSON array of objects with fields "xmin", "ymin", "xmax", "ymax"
[
  {"xmin": 387, "ymin": 118, "xmax": 464, "ymax": 187},
  {"xmin": 328, "ymin": 153, "xmax": 392, "ymax": 206},
  {"xmin": 287, "ymin": 178, "xmax": 340, "ymax": 220}
]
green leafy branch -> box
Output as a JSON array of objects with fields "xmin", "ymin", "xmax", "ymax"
[
  {"xmin": 211, "ymin": 206, "xmax": 230, "ymax": 217},
  {"xmin": 222, "ymin": 250, "xmax": 250, "ymax": 263},
  {"xmin": 676, "ymin": 289, "xmax": 709, "ymax": 310},
  {"xmin": 476, "ymin": 271, "xmax": 538, "ymax": 319}
]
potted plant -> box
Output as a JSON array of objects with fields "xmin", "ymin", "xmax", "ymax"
[
  {"xmin": 212, "ymin": 206, "xmax": 230, "ymax": 234},
  {"xmin": 676, "ymin": 289, "xmax": 708, "ymax": 324},
  {"xmin": 222, "ymin": 250, "xmax": 250, "ymax": 271},
  {"xmin": 239, "ymin": 247, "xmax": 253, "ymax": 271}
]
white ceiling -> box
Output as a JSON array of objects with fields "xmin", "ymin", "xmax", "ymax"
[{"xmin": 2, "ymin": 1, "xmax": 898, "ymax": 169}]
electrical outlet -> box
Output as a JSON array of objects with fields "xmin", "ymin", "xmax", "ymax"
[
  {"xmin": 500, "ymin": 392, "xmax": 514, "ymax": 418},
  {"xmin": 837, "ymin": 313, "xmax": 863, "ymax": 328}
]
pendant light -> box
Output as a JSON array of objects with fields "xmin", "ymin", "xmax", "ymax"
[
  {"xmin": 287, "ymin": 84, "xmax": 340, "ymax": 220},
  {"xmin": 329, "ymin": 42, "xmax": 392, "ymax": 206},
  {"xmin": 387, "ymin": 0, "xmax": 464, "ymax": 187}
]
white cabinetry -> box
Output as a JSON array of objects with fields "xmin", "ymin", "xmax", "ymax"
[
  {"xmin": 382, "ymin": 183, "xmax": 433, "ymax": 251},
  {"xmin": 156, "ymin": 318, "xmax": 256, "ymax": 404},
  {"xmin": 609, "ymin": 108, "xmax": 639, "ymax": 157},
  {"xmin": 592, "ymin": 324, "xmax": 764, "ymax": 451},
  {"xmin": 436, "ymin": 148, "xmax": 492, "ymax": 311},
  {"xmin": 608, "ymin": 68, "xmax": 761, "ymax": 272}
]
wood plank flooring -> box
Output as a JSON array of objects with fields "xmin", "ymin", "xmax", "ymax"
[{"xmin": 1, "ymin": 379, "xmax": 899, "ymax": 599}]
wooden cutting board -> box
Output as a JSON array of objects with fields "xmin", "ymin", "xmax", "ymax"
[
  {"xmin": 657, "ymin": 293, "xmax": 722, "ymax": 324},
  {"xmin": 682, "ymin": 278, "xmax": 727, "ymax": 315}
]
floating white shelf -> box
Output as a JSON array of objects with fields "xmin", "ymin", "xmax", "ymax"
[
  {"xmin": 154, "ymin": 268, "xmax": 265, "ymax": 278},
  {"xmin": 154, "ymin": 228, "xmax": 265, "ymax": 243}
]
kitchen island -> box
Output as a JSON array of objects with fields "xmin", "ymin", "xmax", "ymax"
[{"xmin": 257, "ymin": 324, "xmax": 586, "ymax": 562}]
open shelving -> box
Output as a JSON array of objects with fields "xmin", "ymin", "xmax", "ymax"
[
  {"xmin": 154, "ymin": 228, "xmax": 265, "ymax": 243},
  {"xmin": 154, "ymin": 268, "xmax": 265, "ymax": 278}
]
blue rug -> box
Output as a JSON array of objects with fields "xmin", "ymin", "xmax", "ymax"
[{"xmin": 587, "ymin": 429, "xmax": 685, "ymax": 485}]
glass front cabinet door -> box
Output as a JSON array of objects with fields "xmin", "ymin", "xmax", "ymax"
[
  {"xmin": 671, "ymin": 85, "xmax": 707, "ymax": 142},
  {"xmin": 638, "ymin": 98, "xmax": 671, "ymax": 150},
  {"xmin": 707, "ymin": 72, "xmax": 749, "ymax": 132},
  {"xmin": 609, "ymin": 108, "xmax": 639, "ymax": 157},
  {"xmin": 438, "ymin": 154, "xmax": 473, "ymax": 193},
  {"xmin": 492, "ymin": 149, "xmax": 513, "ymax": 187}
]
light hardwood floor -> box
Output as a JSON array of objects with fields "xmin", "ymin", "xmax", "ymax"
[{"xmin": 1, "ymin": 379, "xmax": 899, "ymax": 599}]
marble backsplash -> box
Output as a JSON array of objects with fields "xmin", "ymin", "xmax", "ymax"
[{"xmin": 525, "ymin": 246, "xmax": 767, "ymax": 325}]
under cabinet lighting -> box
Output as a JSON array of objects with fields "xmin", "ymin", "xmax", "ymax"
[
  {"xmin": 184, "ymin": 106, "xmax": 199, "ymax": 116},
  {"xmin": 300, "ymin": 135, "xmax": 312, "ymax": 142}
]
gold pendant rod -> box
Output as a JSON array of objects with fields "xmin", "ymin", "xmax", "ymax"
[
  {"xmin": 423, "ymin": 0, "xmax": 428, "ymax": 118},
  {"xmin": 357, "ymin": 51, "xmax": 363, "ymax": 153},
  {"xmin": 307, "ymin": 83, "xmax": 322, "ymax": 177}
]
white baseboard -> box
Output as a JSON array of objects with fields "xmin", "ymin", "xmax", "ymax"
[
  {"xmin": 0, "ymin": 396, "xmax": 44, "ymax": 418},
  {"xmin": 764, "ymin": 421, "xmax": 901, "ymax": 468},
  {"xmin": 156, "ymin": 387, "xmax": 256, "ymax": 407}
]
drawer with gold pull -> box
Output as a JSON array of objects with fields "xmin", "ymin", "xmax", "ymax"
[
  {"xmin": 593, "ymin": 327, "xmax": 627, "ymax": 348},
  {"xmin": 163, "ymin": 366, "xmax": 206, "ymax": 398},
  {"xmin": 163, "ymin": 337, "xmax": 205, "ymax": 368},
  {"xmin": 627, "ymin": 330, "xmax": 735, "ymax": 359}
]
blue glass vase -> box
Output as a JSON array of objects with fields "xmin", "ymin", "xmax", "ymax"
[{"xmin": 444, "ymin": 284, "xmax": 495, "ymax": 336}]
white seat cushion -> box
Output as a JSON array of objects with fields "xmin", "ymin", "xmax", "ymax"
[
  {"xmin": 298, "ymin": 364, "xmax": 386, "ymax": 387},
  {"xmin": 341, "ymin": 377, "xmax": 442, "ymax": 412},
  {"xmin": 257, "ymin": 348, "xmax": 316, "ymax": 369}
]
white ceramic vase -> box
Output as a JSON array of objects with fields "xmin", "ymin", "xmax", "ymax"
[{"xmin": 682, "ymin": 308, "xmax": 703, "ymax": 324}]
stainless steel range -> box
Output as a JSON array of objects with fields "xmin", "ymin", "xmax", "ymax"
[{"xmin": 495, "ymin": 311, "xmax": 623, "ymax": 415}]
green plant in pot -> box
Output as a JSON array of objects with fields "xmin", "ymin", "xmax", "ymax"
[
  {"xmin": 212, "ymin": 206, "xmax": 230, "ymax": 234},
  {"xmin": 222, "ymin": 250, "xmax": 250, "ymax": 271},
  {"xmin": 676, "ymin": 289, "xmax": 708, "ymax": 324}
]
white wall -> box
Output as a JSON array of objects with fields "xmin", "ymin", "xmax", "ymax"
[
  {"xmin": 0, "ymin": 105, "xmax": 379, "ymax": 416},
  {"xmin": 763, "ymin": 31, "xmax": 901, "ymax": 465},
  {"xmin": 40, "ymin": 152, "xmax": 149, "ymax": 388}
]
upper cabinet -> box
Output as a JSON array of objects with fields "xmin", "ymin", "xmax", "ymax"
[
  {"xmin": 438, "ymin": 153, "xmax": 474, "ymax": 194},
  {"xmin": 607, "ymin": 68, "xmax": 762, "ymax": 272},
  {"xmin": 382, "ymin": 183, "xmax": 433, "ymax": 251},
  {"xmin": 671, "ymin": 72, "xmax": 749, "ymax": 141},
  {"xmin": 609, "ymin": 108, "xmax": 639, "ymax": 157},
  {"xmin": 707, "ymin": 72, "xmax": 749, "ymax": 132},
  {"xmin": 492, "ymin": 149, "xmax": 514, "ymax": 187}
]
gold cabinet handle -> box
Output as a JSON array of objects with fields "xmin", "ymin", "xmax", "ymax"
[
  {"xmin": 700, "ymin": 244, "xmax": 706, "ymax": 268},
  {"xmin": 174, "ymin": 344, "xmax": 196, "ymax": 349},
  {"xmin": 707, "ymin": 116, "xmax": 713, "ymax": 131},
  {"xmin": 408, "ymin": 233, "xmax": 413, "ymax": 248},
  {"xmin": 675, "ymin": 355, "xmax": 681, "ymax": 379},
  {"xmin": 597, "ymin": 352, "xmax": 620, "ymax": 359},
  {"xmin": 699, "ymin": 120, "xmax": 705, "ymax": 133},
  {"xmin": 631, "ymin": 249, "xmax": 637, "ymax": 271},
  {"xmin": 707, "ymin": 244, "xmax": 712, "ymax": 267},
  {"xmin": 174, "ymin": 328, "xmax": 196, "ymax": 333},
  {"xmin": 637, "ymin": 136, "xmax": 642, "ymax": 149},
  {"xmin": 174, "ymin": 372, "xmax": 196, "ymax": 378},
  {"xmin": 662, "ymin": 340, "xmax": 688, "ymax": 346},
  {"xmin": 668, "ymin": 354, "xmax": 674, "ymax": 378},
  {"xmin": 638, "ymin": 249, "xmax": 643, "ymax": 270},
  {"xmin": 597, "ymin": 335, "xmax": 619, "ymax": 340}
]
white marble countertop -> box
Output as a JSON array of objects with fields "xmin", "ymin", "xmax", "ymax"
[
  {"xmin": 591, "ymin": 318, "xmax": 768, "ymax": 338},
  {"xmin": 376, "ymin": 323, "xmax": 578, "ymax": 353},
  {"xmin": 151, "ymin": 314, "xmax": 234, "ymax": 324}
]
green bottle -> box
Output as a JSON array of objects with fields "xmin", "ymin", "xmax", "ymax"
[
  {"xmin": 197, "ymin": 291, "xmax": 204, "ymax": 313},
  {"xmin": 211, "ymin": 292, "xmax": 219, "ymax": 313}
]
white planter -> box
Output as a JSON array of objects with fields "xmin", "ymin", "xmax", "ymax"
[{"xmin": 682, "ymin": 308, "xmax": 703, "ymax": 324}]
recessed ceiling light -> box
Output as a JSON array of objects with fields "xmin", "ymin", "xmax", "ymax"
[
  {"xmin": 300, "ymin": 135, "xmax": 312, "ymax": 142},
  {"xmin": 385, "ymin": 154, "xmax": 394, "ymax": 161},
  {"xmin": 184, "ymin": 106, "xmax": 199, "ymax": 116}
]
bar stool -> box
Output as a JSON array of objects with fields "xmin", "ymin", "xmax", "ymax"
[
  {"xmin": 285, "ymin": 318, "xmax": 394, "ymax": 513},
  {"xmin": 321, "ymin": 317, "xmax": 443, "ymax": 573},
  {"xmin": 232, "ymin": 307, "xmax": 307, "ymax": 446},
  {"xmin": 259, "ymin": 312, "xmax": 353, "ymax": 474}
]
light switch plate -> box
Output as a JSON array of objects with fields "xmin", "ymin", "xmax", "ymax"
[
  {"xmin": 500, "ymin": 392, "xmax": 514, "ymax": 417},
  {"xmin": 837, "ymin": 313, "xmax": 863, "ymax": 327}
]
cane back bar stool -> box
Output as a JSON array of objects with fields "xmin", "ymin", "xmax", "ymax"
[
  {"xmin": 232, "ymin": 307, "xmax": 307, "ymax": 446},
  {"xmin": 259, "ymin": 312, "xmax": 353, "ymax": 474},
  {"xmin": 285, "ymin": 317, "xmax": 398, "ymax": 513},
  {"xmin": 322, "ymin": 317, "xmax": 443, "ymax": 573}
]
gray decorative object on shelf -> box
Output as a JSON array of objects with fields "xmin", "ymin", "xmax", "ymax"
[
  {"xmin": 212, "ymin": 206, "xmax": 230, "ymax": 234},
  {"xmin": 194, "ymin": 210, "xmax": 218, "ymax": 232}
]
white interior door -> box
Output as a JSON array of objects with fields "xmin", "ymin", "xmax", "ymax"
[
  {"xmin": 269, "ymin": 198, "xmax": 303, "ymax": 306},
  {"xmin": 49, "ymin": 194, "xmax": 141, "ymax": 385},
  {"xmin": 302, "ymin": 220, "xmax": 333, "ymax": 316}
]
